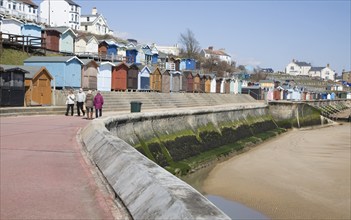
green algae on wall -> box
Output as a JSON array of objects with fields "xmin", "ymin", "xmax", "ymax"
[{"xmin": 134, "ymin": 116, "xmax": 282, "ymax": 176}]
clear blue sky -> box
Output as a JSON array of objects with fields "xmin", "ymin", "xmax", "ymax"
[{"xmin": 37, "ymin": 0, "xmax": 351, "ymax": 74}]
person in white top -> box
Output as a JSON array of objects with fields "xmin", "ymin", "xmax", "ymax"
[
  {"xmin": 76, "ymin": 88, "xmax": 86, "ymax": 116},
  {"xmin": 65, "ymin": 90, "xmax": 75, "ymax": 116}
]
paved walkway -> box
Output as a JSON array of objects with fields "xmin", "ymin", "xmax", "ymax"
[
  {"xmin": 0, "ymin": 115, "xmax": 130, "ymax": 219},
  {"xmin": 0, "ymin": 103, "xmax": 265, "ymax": 219}
]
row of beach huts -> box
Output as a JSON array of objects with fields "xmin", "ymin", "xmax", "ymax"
[{"xmin": 1, "ymin": 55, "xmax": 350, "ymax": 107}]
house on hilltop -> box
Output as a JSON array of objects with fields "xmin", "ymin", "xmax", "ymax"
[
  {"xmin": 79, "ymin": 7, "xmax": 113, "ymax": 35},
  {"xmin": 200, "ymin": 46, "xmax": 232, "ymax": 65},
  {"xmin": 286, "ymin": 59, "xmax": 336, "ymax": 81},
  {"xmin": 309, "ymin": 64, "xmax": 335, "ymax": 81},
  {"xmin": 285, "ymin": 59, "xmax": 311, "ymax": 76}
]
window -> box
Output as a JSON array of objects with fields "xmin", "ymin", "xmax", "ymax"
[
  {"xmin": 8, "ymin": 3, "xmax": 10, "ymax": 9},
  {"xmin": 13, "ymin": 3, "xmax": 16, "ymax": 10},
  {"xmin": 0, "ymin": 0, "xmax": 3, "ymax": 7},
  {"xmin": 33, "ymin": 9, "xmax": 36, "ymax": 14},
  {"xmin": 71, "ymin": 14, "xmax": 73, "ymax": 21},
  {"xmin": 29, "ymin": 7, "xmax": 31, "ymax": 13},
  {"xmin": 87, "ymin": 17, "xmax": 89, "ymax": 21},
  {"xmin": 85, "ymin": 25, "xmax": 87, "ymax": 31},
  {"xmin": 71, "ymin": 5, "xmax": 73, "ymax": 11},
  {"xmin": 290, "ymin": 66, "xmax": 294, "ymax": 71},
  {"xmin": 75, "ymin": 14, "xmax": 77, "ymax": 22}
]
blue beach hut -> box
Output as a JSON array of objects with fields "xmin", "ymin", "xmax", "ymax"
[
  {"xmin": 138, "ymin": 65, "xmax": 151, "ymax": 91},
  {"xmin": 24, "ymin": 56, "xmax": 83, "ymax": 89},
  {"xmin": 21, "ymin": 23, "xmax": 42, "ymax": 46}
]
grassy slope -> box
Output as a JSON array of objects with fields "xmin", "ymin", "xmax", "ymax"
[{"xmin": 0, "ymin": 48, "xmax": 31, "ymax": 65}]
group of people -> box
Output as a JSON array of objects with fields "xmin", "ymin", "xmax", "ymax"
[{"xmin": 65, "ymin": 89, "xmax": 104, "ymax": 120}]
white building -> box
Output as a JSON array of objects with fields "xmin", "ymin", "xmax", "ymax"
[
  {"xmin": 79, "ymin": 7, "xmax": 113, "ymax": 35},
  {"xmin": 309, "ymin": 64, "xmax": 336, "ymax": 81},
  {"xmin": 0, "ymin": 0, "xmax": 39, "ymax": 22},
  {"xmin": 200, "ymin": 46, "xmax": 232, "ymax": 65},
  {"xmin": 40, "ymin": 0, "xmax": 81, "ymax": 30},
  {"xmin": 154, "ymin": 43, "xmax": 180, "ymax": 56},
  {"xmin": 285, "ymin": 59, "xmax": 311, "ymax": 76}
]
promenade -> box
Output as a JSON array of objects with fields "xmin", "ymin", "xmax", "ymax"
[{"xmin": 0, "ymin": 114, "xmax": 131, "ymax": 219}]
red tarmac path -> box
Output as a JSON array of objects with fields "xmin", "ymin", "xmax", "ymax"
[{"xmin": 0, "ymin": 115, "xmax": 127, "ymax": 219}]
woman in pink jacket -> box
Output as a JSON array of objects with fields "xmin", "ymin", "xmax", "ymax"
[{"xmin": 93, "ymin": 90, "xmax": 104, "ymax": 118}]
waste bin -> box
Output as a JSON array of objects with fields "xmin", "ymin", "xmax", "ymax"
[{"xmin": 130, "ymin": 101, "xmax": 142, "ymax": 113}]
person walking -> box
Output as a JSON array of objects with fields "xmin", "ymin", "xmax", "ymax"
[
  {"xmin": 65, "ymin": 90, "xmax": 75, "ymax": 116},
  {"xmin": 85, "ymin": 90, "xmax": 94, "ymax": 120},
  {"xmin": 76, "ymin": 88, "xmax": 86, "ymax": 116},
  {"xmin": 93, "ymin": 90, "xmax": 104, "ymax": 118}
]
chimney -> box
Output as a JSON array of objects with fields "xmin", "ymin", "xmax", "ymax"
[
  {"xmin": 92, "ymin": 7, "xmax": 97, "ymax": 15},
  {"xmin": 327, "ymin": 63, "xmax": 330, "ymax": 68},
  {"xmin": 292, "ymin": 59, "xmax": 296, "ymax": 62},
  {"xmin": 208, "ymin": 46, "xmax": 213, "ymax": 50}
]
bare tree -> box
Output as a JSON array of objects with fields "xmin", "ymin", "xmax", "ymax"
[
  {"xmin": 201, "ymin": 57, "xmax": 235, "ymax": 77},
  {"xmin": 179, "ymin": 29, "xmax": 201, "ymax": 59},
  {"xmin": 250, "ymin": 69, "xmax": 268, "ymax": 82}
]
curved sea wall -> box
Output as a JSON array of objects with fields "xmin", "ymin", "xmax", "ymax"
[
  {"xmin": 269, "ymin": 102, "xmax": 325, "ymax": 128},
  {"xmin": 80, "ymin": 103, "xmax": 287, "ymax": 219}
]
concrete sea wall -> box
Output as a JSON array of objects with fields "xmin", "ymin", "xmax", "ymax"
[{"xmin": 80, "ymin": 103, "xmax": 281, "ymax": 219}]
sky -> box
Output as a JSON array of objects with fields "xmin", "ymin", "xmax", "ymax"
[{"xmin": 36, "ymin": 0, "xmax": 351, "ymax": 74}]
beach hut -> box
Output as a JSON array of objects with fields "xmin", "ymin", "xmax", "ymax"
[
  {"xmin": 24, "ymin": 56, "xmax": 83, "ymax": 89},
  {"xmin": 170, "ymin": 71, "xmax": 181, "ymax": 92},
  {"xmin": 21, "ymin": 23, "xmax": 42, "ymax": 46},
  {"xmin": 75, "ymin": 35, "xmax": 99, "ymax": 56},
  {"xmin": 180, "ymin": 58, "xmax": 196, "ymax": 70},
  {"xmin": 21, "ymin": 66, "xmax": 53, "ymax": 106},
  {"xmin": 200, "ymin": 75, "xmax": 206, "ymax": 93},
  {"xmin": 229, "ymin": 79, "xmax": 235, "ymax": 94},
  {"xmin": 1, "ymin": 18, "xmax": 23, "ymax": 36},
  {"xmin": 150, "ymin": 67, "xmax": 162, "ymax": 92},
  {"xmin": 180, "ymin": 71, "xmax": 187, "ymax": 92},
  {"xmin": 0, "ymin": 65, "xmax": 28, "ymax": 106},
  {"xmin": 210, "ymin": 76, "xmax": 216, "ymax": 93},
  {"xmin": 224, "ymin": 79, "xmax": 231, "ymax": 94},
  {"xmin": 98, "ymin": 41, "xmax": 108, "ymax": 57},
  {"xmin": 138, "ymin": 65, "xmax": 151, "ymax": 91},
  {"xmin": 127, "ymin": 64, "xmax": 139, "ymax": 90},
  {"xmin": 111, "ymin": 62, "xmax": 128, "ymax": 91},
  {"xmin": 216, "ymin": 78, "xmax": 221, "ymax": 93},
  {"xmin": 162, "ymin": 70, "xmax": 171, "ymax": 93},
  {"xmin": 220, "ymin": 79, "xmax": 225, "ymax": 93},
  {"xmin": 41, "ymin": 28, "xmax": 60, "ymax": 52},
  {"xmin": 193, "ymin": 73, "xmax": 201, "ymax": 93},
  {"xmin": 205, "ymin": 75, "xmax": 212, "ymax": 93},
  {"xmin": 97, "ymin": 61, "xmax": 114, "ymax": 91},
  {"xmin": 273, "ymin": 87, "xmax": 283, "ymax": 100},
  {"xmin": 48, "ymin": 27, "xmax": 76, "ymax": 54},
  {"xmin": 81, "ymin": 59, "xmax": 98, "ymax": 90},
  {"xmin": 184, "ymin": 71, "xmax": 193, "ymax": 92}
]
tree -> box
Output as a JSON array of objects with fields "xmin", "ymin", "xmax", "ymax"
[
  {"xmin": 201, "ymin": 56, "xmax": 235, "ymax": 77},
  {"xmin": 250, "ymin": 68, "xmax": 269, "ymax": 82},
  {"xmin": 179, "ymin": 29, "xmax": 201, "ymax": 59}
]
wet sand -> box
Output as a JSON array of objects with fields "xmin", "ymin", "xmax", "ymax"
[{"xmin": 202, "ymin": 124, "xmax": 351, "ymax": 219}]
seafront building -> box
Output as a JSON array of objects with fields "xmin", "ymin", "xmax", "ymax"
[
  {"xmin": 40, "ymin": 0, "xmax": 81, "ymax": 30},
  {"xmin": 0, "ymin": 0, "xmax": 40, "ymax": 22}
]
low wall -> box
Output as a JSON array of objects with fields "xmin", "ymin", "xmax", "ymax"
[
  {"xmin": 81, "ymin": 104, "xmax": 272, "ymax": 219},
  {"xmin": 80, "ymin": 102, "xmax": 329, "ymax": 219}
]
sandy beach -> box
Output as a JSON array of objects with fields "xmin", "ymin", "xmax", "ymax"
[{"xmin": 202, "ymin": 124, "xmax": 351, "ymax": 219}]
